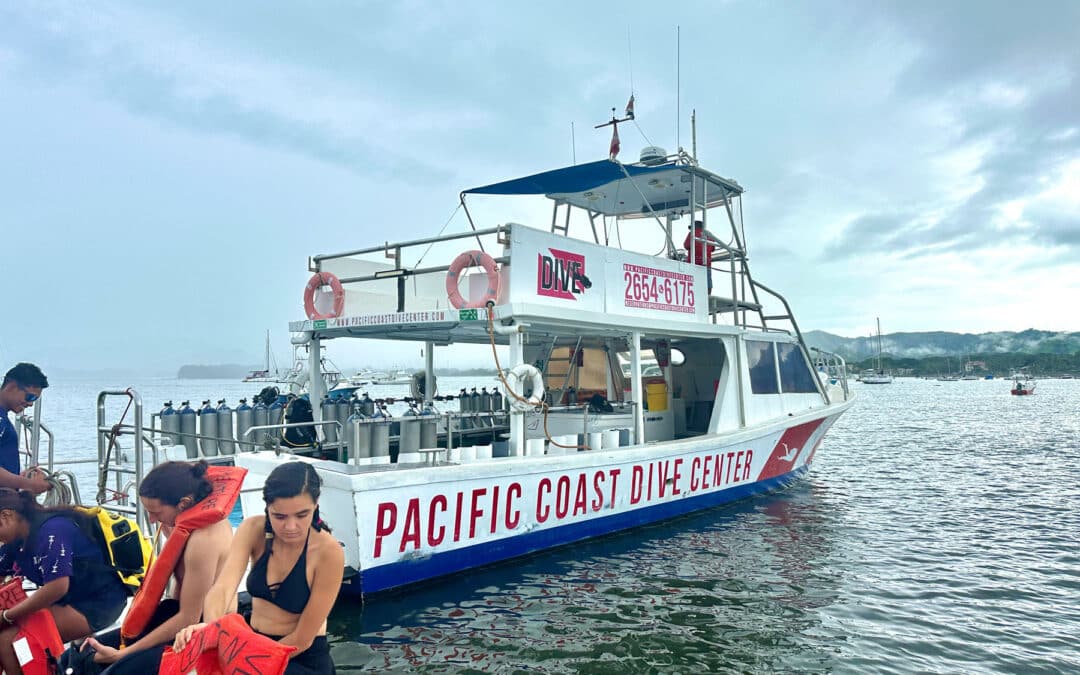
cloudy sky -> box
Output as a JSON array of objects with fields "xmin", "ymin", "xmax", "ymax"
[{"xmin": 2, "ymin": 1, "xmax": 1078, "ymax": 373}]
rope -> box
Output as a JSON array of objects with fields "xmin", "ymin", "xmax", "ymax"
[
  {"xmin": 36, "ymin": 468, "xmax": 74, "ymax": 507},
  {"xmin": 485, "ymin": 308, "xmax": 590, "ymax": 451},
  {"xmin": 98, "ymin": 393, "xmax": 135, "ymax": 505}
]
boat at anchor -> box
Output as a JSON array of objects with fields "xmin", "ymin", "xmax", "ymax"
[
  {"xmin": 12, "ymin": 105, "xmax": 856, "ymax": 601},
  {"xmin": 230, "ymin": 106, "xmax": 856, "ymax": 596}
]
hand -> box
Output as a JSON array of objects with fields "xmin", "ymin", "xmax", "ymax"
[
  {"xmin": 82, "ymin": 637, "xmax": 121, "ymax": 664},
  {"xmin": 173, "ymin": 623, "xmax": 207, "ymax": 652},
  {"xmin": 24, "ymin": 471, "xmax": 50, "ymax": 495}
]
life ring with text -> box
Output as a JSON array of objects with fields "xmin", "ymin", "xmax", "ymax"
[
  {"xmin": 503, "ymin": 363, "xmax": 545, "ymax": 411},
  {"xmin": 446, "ymin": 250, "xmax": 499, "ymax": 309},
  {"xmin": 303, "ymin": 272, "xmax": 345, "ymax": 320}
]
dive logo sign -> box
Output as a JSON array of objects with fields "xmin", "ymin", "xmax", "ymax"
[{"xmin": 537, "ymin": 248, "xmax": 590, "ymax": 300}]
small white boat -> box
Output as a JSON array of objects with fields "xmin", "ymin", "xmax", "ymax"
[{"xmin": 860, "ymin": 318, "xmax": 892, "ymax": 384}]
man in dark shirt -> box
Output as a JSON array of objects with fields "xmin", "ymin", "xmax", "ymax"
[{"xmin": 0, "ymin": 363, "xmax": 51, "ymax": 494}]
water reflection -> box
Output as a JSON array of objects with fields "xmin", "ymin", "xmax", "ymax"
[{"xmin": 334, "ymin": 482, "xmax": 844, "ymax": 672}]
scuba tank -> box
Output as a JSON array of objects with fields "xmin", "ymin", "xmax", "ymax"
[
  {"xmin": 398, "ymin": 402, "xmax": 421, "ymax": 456},
  {"xmin": 347, "ymin": 402, "xmax": 371, "ymax": 460},
  {"xmin": 321, "ymin": 396, "xmax": 338, "ymax": 444},
  {"xmin": 491, "ymin": 388, "xmax": 504, "ymax": 412},
  {"xmin": 420, "ymin": 401, "xmax": 438, "ymax": 449},
  {"xmin": 458, "ymin": 388, "xmax": 472, "ymax": 430},
  {"xmin": 268, "ymin": 397, "xmax": 285, "ymax": 446},
  {"xmin": 159, "ymin": 401, "xmax": 180, "ymax": 446},
  {"xmin": 335, "ymin": 397, "xmax": 351, "ymax": 440},
  {"xmin": 369, "ymin": 403, "xmax": 391, "ymax": 460},
  {"xmin": 252, "ymin": 397, "xmax": 269, "ymax": 445},
  {"xmin": 235, "ymin": 398, "xmax": 254, "ymax": 452},
  {"xmin": 567, "ymin": 386, "xmax": 578, "ymax": 406},
  {"xmin": 198, "ymin": 400, "xmax": 219, "ymax": 457},
  {"xmin": 359, "ymin": 392, "xmax": 375, "ymax": 417},
  {"xmin": 177, "ymin": 401, "xmax": 197, "ymax": 459},
  {"xmin": 216, "ymin": 399, "xmax": 234, "ymax": 455},
  {"xmin": 479, "ymin": 387, "xmax": 492, "ymax": 412}
]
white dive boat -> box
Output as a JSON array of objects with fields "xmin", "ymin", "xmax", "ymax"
[
  {"xmin": 228, "ymin": 116, "xmax": 855, "ymax": 597},
  {"xmin": 16, "ymin": 111, "xmax": 855, "ymax": 600},
  {"xmin": 860, "ymin": 318, "xmax": 893, "ymax": 384}
]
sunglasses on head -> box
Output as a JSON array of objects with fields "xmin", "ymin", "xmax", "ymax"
[{"xmin": 18, "ymin": 385, "xmax": 39, "ymax": 403}]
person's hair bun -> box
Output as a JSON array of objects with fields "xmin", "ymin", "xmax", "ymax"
[{"xmin": 191, "ymin": 460, "xmax": 210, "ymax": 478}]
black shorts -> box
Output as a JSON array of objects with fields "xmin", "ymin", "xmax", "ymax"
[
  {"xmin": 60, "ymin": 593, "xmax": 126, "ymax": 633},
  {"xmin": 256, "ymin": 631, "xmax": 335, "ymax": 675}
]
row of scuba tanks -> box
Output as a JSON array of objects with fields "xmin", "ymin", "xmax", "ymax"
[{"xmin": 157, "ymin": 386, "xmax": 510, "ymax": 460}]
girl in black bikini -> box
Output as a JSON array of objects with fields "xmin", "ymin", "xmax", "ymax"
[{"xmin": 174, "ymin": 462, "xmax": 344, "ymax": 675}]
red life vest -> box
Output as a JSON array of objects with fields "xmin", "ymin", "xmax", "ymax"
[
  {"xmin": 121, "ymin": 465, "xmax": 247, "ymax": 643},
  {"xmin": 158, "ymin": 613, "xmax": 295, "ymax": 675},
  {"xmin": 0, "ymin": 578, "xmax": 64, "ymax": 675}
]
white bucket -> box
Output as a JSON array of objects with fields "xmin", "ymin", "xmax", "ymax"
[
  {"xmin": 475, "ymin": 445, "xmax": 493, "ymax": 460},
  {"xmin": 460, "ymin": 445, "xmax": 477, "ymax": 463},
  {"xmin": 447, "ymin": 446, "xmax": 461, "ymax": 463},
  {"xmin": 602, "ymin": 429, "xmax": 620, "ymax": 449},
  {"xmin": 526, "ymin": 438, "xmax": 545, "ymax": 456},
  {"xmin": 587, "ymin": 432, "xmax": 603, "ymax": 451}
]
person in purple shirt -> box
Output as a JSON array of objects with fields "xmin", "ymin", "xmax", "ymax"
[
  {"xmin": 0, "ymin": 363, "xmax": 51, "ymax": 495},
  {"xmin": 0, "ymin": 488, "xmax": 128, "ymax": 674}
]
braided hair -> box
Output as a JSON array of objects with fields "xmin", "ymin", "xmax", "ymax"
[{"xmin": 262, "ymin": 462, "xmax": 331, "ymax": 537}]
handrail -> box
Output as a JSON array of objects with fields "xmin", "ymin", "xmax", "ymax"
[{"xmin": 312, "ymin": 225, "xmax": 509, "ymax": 265}]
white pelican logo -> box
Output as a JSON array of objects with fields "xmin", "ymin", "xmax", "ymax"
[{"xmin": 778, "ymin": 442, "xmax": 802, "ymax": 463}]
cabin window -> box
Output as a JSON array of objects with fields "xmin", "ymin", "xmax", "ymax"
[
  {"xmin": 746, "ymin": 340, "xmax": 779, "ymax": 394},
  {"xmin": 778, "ymin": 343, "xmax": 818, "ymax": 393}
]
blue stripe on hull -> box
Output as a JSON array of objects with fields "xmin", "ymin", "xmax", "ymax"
[{"xmin": 346, "ymin": 464, "xmax": 810, "ymax": 595}]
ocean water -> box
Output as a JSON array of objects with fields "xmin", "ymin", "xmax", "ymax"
[{"xmin": 20, "ymin": 376, "xmax": 1080, "ymax": 673}]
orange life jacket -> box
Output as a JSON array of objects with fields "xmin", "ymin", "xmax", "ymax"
[
  {"xmin": 0, "ymin": 578, "xmax": 64, "ymax": 675},
  {"xmin": 157, "ymin": 613, "xmax": 295, "ymax": 675},
  {"xmin": 120, "ymin": 465, "xmax": 247, "ymax": 643}
]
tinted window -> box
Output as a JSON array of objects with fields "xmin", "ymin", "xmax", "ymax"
[
  {"xmin": 778, "ymin": 343, "xmax": 819, "ymax": 393},
  {"xmin": 746, "ymin": 340, "xmax": 779, "ymax": 394}
]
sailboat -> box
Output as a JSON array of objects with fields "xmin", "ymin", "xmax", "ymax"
[
  {"xmin": 242, "ymin": 330, "xmax": 282, "ymax": 382},
  {"xmin": 861, "ymin": 318, "xmax": 893, "ymax": 384}
]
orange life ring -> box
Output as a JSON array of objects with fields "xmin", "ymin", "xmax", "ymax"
[
  {"xmin": 122, "ymin": 466, "xmax": 247, "ymax": 643},
  {"xmin": 303, "ymin": 272, "xmax": 345, "ymax": 320},
  {"xmin": 446, "ymin": 250, "xmax": 499, "ymax": 309}
]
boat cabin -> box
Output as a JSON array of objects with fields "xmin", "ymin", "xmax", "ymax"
[{"xmin": 292, "ymin": 149, "xmax": 850, "ymax": 459}]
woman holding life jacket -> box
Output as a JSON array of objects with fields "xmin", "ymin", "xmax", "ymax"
[
  {"xmin": 0, "ymin": 489, "xmax": 128, "ymax": 675},
  {"xmin": 174, "ymin": 461, "xmax": 343, "ymax": 675},
  {"xmin": 79, "ymin": 460, "xmax": 237, "ymax": 674}
]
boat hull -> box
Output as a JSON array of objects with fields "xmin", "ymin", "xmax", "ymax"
[{"xmin": 237, "ymin": 405, "xmax": 849, "ymax": 596}]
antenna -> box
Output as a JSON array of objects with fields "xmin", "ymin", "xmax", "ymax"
[
  {"xmin": 691, "ymin": 108, "xmax": 697, "ymax": 160},
  {"xmin": 676, "ymin": 25, "xmax": 681, "ymax": 152},
  {"xmin": 571, "ymin": 122, "xmax": 576, "ymax": 165},
  {"xmin": 627, "ymin": 26, "xmax": 635, "ymax": 95}
]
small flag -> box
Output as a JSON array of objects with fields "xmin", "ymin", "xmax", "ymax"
[
  {"xmin": 609, "ymin": 123, "xmax": 620, "ymax": 160},
  {"xmin": 625, "ymin": 95, "xmax": 635, "ymax": 119}
]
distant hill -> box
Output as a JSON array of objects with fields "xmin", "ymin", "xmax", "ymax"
[
  {"xmin": 804, "ymin": 329, "xmax": 1080, "ymax": 361},
  {"xmin": 177, "ymin": 364, "xmax": 253, "ymax": 379}
]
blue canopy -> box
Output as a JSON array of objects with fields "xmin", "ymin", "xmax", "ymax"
[
  {"xmin": 462, "ymin": 159, "xmax": 743, "ymax": 218},
  {"xmin": 463, "ymin": 159, "xmax": 672, "ymax": 196}
]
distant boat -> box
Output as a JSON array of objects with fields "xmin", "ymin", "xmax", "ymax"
[
  {"xmin": 1010, "ymin": 370, "xmax": 1036, "ymax": 396},
  {"xmin": 861, "ymin": 318, "xmax": 893, "ymax": 384},
  {"xmin": 243, "ymin": 330, "xmax": 283, "ymax": 382},
  {"xmin": 369, "ymin": 370, "xmax": 414, "ymax": 386}
]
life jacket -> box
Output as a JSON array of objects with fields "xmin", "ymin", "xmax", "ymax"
[
  {"xmin": 32, "ymin": 505, "xmax": 153, "ymax": 595},
  {"xmin": 158, "ymin": 612, "xmax": 295, "ymax": 675},
  {"xmin": 0, "ymin": 578, "xmax": 64, "ymax": 675},
  {"xmin": 121, "ymin": 465, "xmax": 247, "ymax": 643}
]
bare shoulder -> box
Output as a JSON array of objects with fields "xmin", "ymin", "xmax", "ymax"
[
  {"xmin": 311, "ymin": 528, "xmax": 344, "ymax": 567},
  {"xmin": 186, "ymin": 518, "xmax": 233, "ymax": 547}
]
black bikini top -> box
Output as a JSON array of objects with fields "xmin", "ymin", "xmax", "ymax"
[{"xmin": 246, "ymin": 530, "xmax": 311, "ymax": 615}]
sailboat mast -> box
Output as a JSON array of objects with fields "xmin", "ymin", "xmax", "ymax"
[
  {"xmin": 876, "ymin": 317, "xmax": 883, "ymax": 373},
  {"xmin": 265, "ymin": 329, "xmax": 271, "ymax": 372}
]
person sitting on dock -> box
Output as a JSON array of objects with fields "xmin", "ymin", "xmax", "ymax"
[
  {"xmin": 173, "ymin": 461, "xmax": 344, "ymax": 675},
  {"xmin": 78, "ymin": 460, "xmax": 240, "ymax": 675},
  {"xmin": 683, "ymin": 220, "xmax": 721, "ymax": 292},
  {"xmin": 0, "ymin": 363, "xmax": 51, "ymax": 495},
  {"xmin": 0, "ymin": 489, "xmax": 129, "ymax": 674}
]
